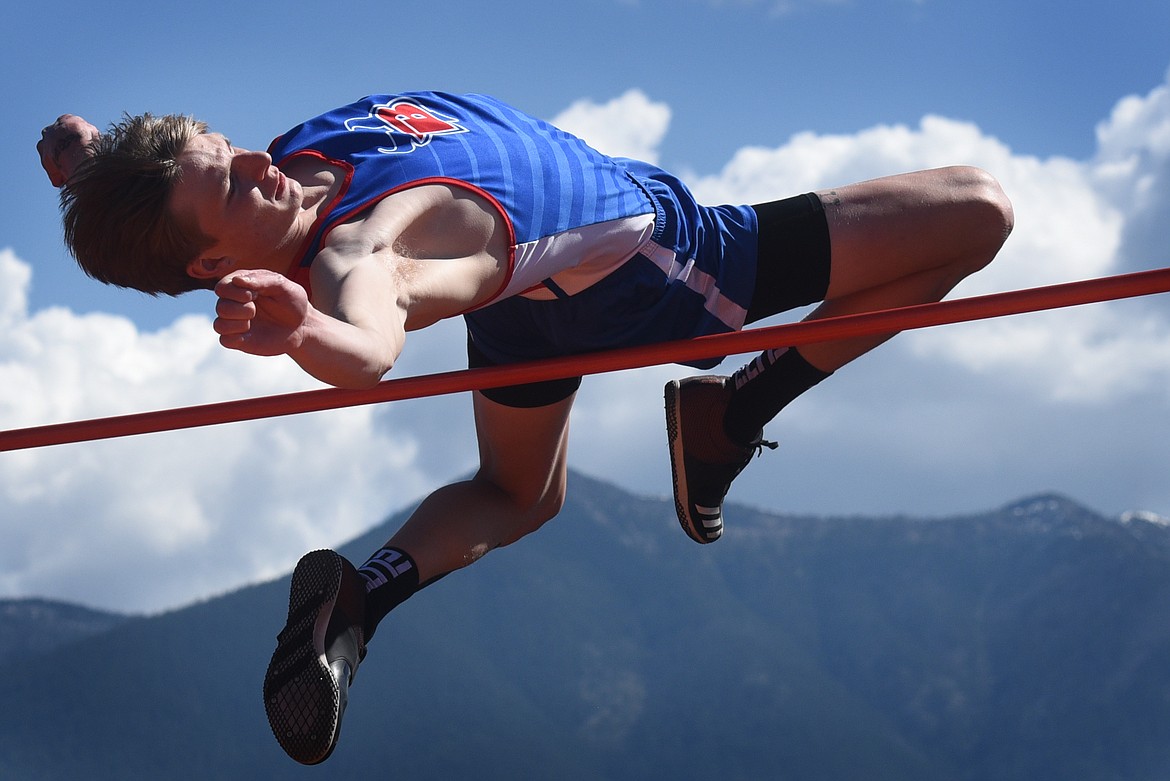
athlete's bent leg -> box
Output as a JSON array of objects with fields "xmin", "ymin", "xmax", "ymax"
[
  {"xmin": 265, "ymin": 390, "xmax": 575, "ymax": 763},
  {"xmin": 668, "ymin": 167, "xmax": 1012, "ymax": 543},
  {"xmin": 377, "ymin": 389, "xmax": 574, "ymax": 593},
  {"xmin": 726, "ymin": 166, "xmax": 1013, "ymax": 440}
]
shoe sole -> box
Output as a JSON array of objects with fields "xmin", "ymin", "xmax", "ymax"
[
  {"xmin": 665, "ymin": 380, "xmax": 721, "ymax": 544},
  {"xmin": 264, "ymin": 550, "xmax": 346, "ymax": 765}
]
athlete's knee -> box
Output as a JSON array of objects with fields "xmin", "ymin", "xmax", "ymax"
[
  {"xmin": 504, "ymin": 492, "xmax": 564, "ymax": 548},
  {"xmin": 950, "ymin": 166, "xmax": 1015, "ymax": 262},
  {"xmin": 911, "ymin": 166, "xmax": 1013, "ymax": 287},
  {"xmin": 477, "ymin": 469, "xmax": 567, "ymax": 545},
  {"xmin": 517, "ymin": 475, "xmax": 567, "ymax": 528}
]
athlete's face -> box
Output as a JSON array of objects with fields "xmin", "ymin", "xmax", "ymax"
[{"xmin": 169, "ymin": 132, "xmax": 304, "ymax": 279}]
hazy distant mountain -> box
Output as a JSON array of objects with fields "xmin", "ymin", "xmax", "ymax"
[
  {"xmin": 0, "ymin": 599, "xmax": 131, "ymax": 664},
  {"xmin": 2, "ymin": 473, "xmax": 1169, "ymax": 780}
]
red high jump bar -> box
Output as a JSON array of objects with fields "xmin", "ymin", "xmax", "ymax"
[{"xmin": 2, "ymin": 266, "xmax": 1169, "ymax": 452}]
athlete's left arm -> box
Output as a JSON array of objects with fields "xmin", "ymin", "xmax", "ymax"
[
  {"xmin": 37, "ymin": 114, "xmax": 101, "ymax": 187},
  {"xmin": 212, "ymin": 262, "xmax": 407, "ymax": 390},
  {"xmin": 211, "ymin": 184, "xmax": 506, "ymax": 388}
]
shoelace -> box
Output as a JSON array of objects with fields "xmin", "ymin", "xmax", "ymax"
[{"xmin": 752, "ymin": 438, "xmax": 779, "ymax": 457}]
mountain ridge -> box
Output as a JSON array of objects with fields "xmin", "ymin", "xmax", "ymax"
[{"xmin": 2, "ymin": 473, "xmax": 1168, "ymax": 780}]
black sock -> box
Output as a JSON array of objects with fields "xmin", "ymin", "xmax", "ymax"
[
  {"xmin": 357, "ymin": 547, "xmax": 422, "ymax": 640},
  {"xmin": 722, "ymin": 347, "xmax": 831, "ymax": 446}
]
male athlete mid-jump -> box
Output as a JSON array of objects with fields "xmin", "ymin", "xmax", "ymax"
[{"xmin": 38, "ymin": 94, "xmax": 1012, "ymax": 763}]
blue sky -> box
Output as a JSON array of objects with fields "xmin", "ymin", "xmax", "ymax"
[{"xmin": 2, "ymin": 0, "xmax": 1170, "ymax": 611}]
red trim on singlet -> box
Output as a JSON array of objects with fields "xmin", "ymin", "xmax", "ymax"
[{"xmin": 270, "ymin": 149, "xmax": 355, "ymax": 299}]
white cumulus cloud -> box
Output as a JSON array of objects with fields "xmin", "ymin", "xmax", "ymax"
[
  {"xmin": 0, "ymin": 248, "xmax": 435, "ymax": 612},
  {"xmin": 551, "ymin": 89, "xmax": 671, "ymax": 165},
  {"xmin": 5, "ymin": 68, "xmax": 1170, "ymax": 612}
]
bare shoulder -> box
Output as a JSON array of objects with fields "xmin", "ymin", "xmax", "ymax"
[{"xmin": 313, "ymin": 182, "xmax": 511, "ymax": 328}]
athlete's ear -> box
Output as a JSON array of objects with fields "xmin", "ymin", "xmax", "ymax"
[{"xmin": 186, "ymin": 255, "xmax": 235, "ymax": 280}]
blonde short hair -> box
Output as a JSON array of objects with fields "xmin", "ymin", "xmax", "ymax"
[{"xmin": 60, "ymin": 113, "xmax": 214, "ymax": 296}]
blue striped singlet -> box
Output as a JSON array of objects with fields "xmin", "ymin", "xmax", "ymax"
[{"xmin": 267, "ymin": 92, "xmax": 758, "ymax": 369}]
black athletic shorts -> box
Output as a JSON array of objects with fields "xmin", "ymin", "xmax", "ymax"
[{"xmin": 470, "ymin": 192, "xmax": 832, "ymax": 408}]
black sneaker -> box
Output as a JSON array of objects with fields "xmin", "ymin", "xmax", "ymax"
[
  {"xmin": 665, "ymin": 376, "xmax": 776, "ymax": 544},
  {"xmin": 264, "ymin": 549, "xmax": 367, "ymax": 765}
]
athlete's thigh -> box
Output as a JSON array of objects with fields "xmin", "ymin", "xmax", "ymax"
[
  {"xmin": 472, "ymin": 389, "xmax": 575, "ymax": 509},
  {"xmin": 820, "ymin": 167, "xmax": 997, "ymax": 299}
]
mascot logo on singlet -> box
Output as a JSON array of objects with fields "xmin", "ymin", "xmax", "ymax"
[{"xmin": 344, "ymin": 100, "xmax": 468, "ymax": 154}]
